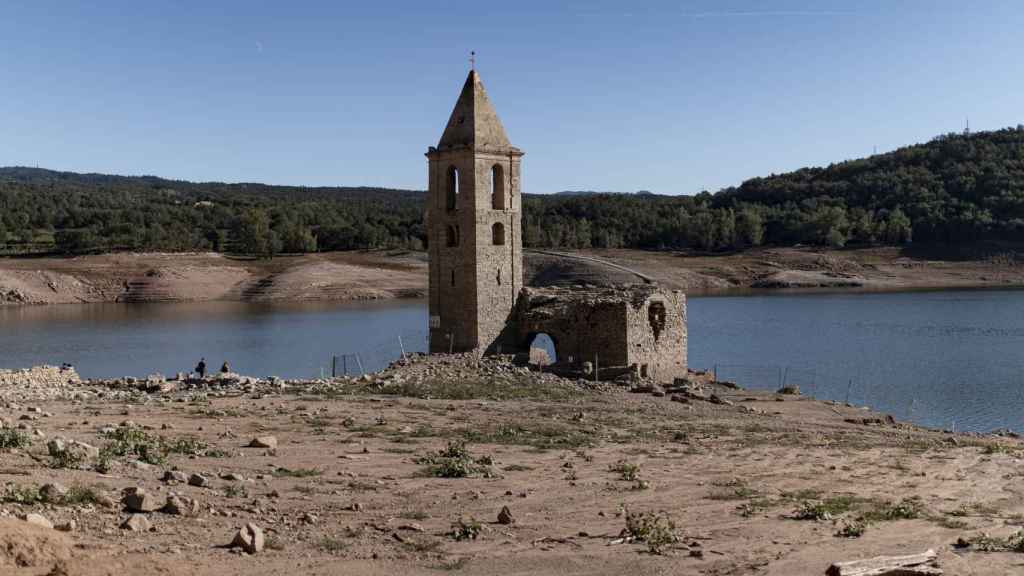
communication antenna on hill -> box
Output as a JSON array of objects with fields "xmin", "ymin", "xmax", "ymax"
[
  {"xmin": 873, "ymin": 145, "xmax": 877, "ymax": 155},
  {"xmin": 964, "ymin": 116, "xmax": 971, "ymax": 136}
]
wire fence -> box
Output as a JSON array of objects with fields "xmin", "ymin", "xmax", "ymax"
[{"xmin": 325, "ymin": 328, "xmax": 429, "ymax": 377}]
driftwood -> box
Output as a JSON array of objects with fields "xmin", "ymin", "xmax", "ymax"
[{"xmin": 826, "ymin": 549, "xmax": 940, "ymax": 576}]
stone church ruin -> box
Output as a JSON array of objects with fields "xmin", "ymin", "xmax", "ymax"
[{"xmin": 426, "ymin": 69, "xmax": 687, "ymax": 383}]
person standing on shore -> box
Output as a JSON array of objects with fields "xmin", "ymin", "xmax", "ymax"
[{"xmin": 195, "ymin": 358, "xmax": 206, "ymax": 379}]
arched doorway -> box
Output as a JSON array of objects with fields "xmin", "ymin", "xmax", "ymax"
[{"xmin": 527, "ymin": 333, "xmax": 557, "ymax": 366}]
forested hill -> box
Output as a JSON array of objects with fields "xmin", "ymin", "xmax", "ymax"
[{"xmin": 2, "ymin": 126, "xmax": 1024, "ymax": 256}]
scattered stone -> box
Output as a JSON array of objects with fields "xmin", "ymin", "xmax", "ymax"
[
  {"xmin": 709, "ymin": 394, "xmax": 733, "ymax": 406},
  {"xmin": 163, "ymin": 470, "xmax": 189, "ymax": 484},
  {"xmin": 163, "ymin": 495, "xmax": 200, "ymax": 516},
  {"xmin": 248, "ymin": 436, "xmax": 277, "ymax": 449},
  {"xmin": 777, "ymin": 385, "xmax": 800, "ymax": 395},
  {"xmin": 122, "ymin": 487, "xmax": 161, "ymax": 513},
  {"xmin": 40, "ymin": 483, "xmax": 68, "ymax": 503},
  {"xmin": 188, "ymin": 473, "xmax": 209, "ymax": 488},
  {"xmin": 121, "ymin": 514, "xmax": 152, "ymax": 532},
  {"xmin": 231, "ymin": 523, "xmax": 265, "ymax": 554},
  {"xmin": 21, "ymin": 513, "xmax": 53, "ymax": 529},
  {"xmin": 497, "ymin": 505, "xmax": 515, "ymax": 525},
  {"xmin": 55, "ymin": 520, "xmax": 77, "ymax": 532}
]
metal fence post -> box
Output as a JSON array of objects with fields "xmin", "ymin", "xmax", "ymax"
[
  {"xmin": 332, "ymin": 355, "xmax": 337, "ymax": 378},
  {"xmin": 355, "ymin": 353, "xmax": 364, "ymax": 375},
  {"xmin": 398, "ymin": 335, "xmax": 406, "ymax": 360}
]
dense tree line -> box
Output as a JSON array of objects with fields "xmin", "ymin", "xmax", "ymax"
[
  {"xmin": 3, "ymin": 126, "xmax": 1024, "ymax": 256},
  {"xmin": 0, "ymin": 168, "xmax": 425, "ymax": 257}
]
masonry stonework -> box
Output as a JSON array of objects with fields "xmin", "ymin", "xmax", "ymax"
[
  {"xmin": 513, "ymin": 286, "xmax": 687, "ymax": 382},
  {"xmin": 425, "ymin": 70, "xmax": 688, "ymax": 382},
  {"xmin": 426, "ymin": 70, "xmax": 523, "ymax": 354}
]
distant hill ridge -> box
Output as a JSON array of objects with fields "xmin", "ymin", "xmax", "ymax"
[{"xmin": 2, "ymin": 126, "xmax": 1024, "ymax": 254}]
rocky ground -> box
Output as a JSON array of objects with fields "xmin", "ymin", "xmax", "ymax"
[
  {"xmin": 3, "ymin": 246, "xmax": 1024, "ymax": 306},
  {"xmin": 3, "ymin": 355, "xmax": 1024, "ymax": 575}
]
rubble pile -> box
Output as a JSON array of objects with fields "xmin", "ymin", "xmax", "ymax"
[{"xmin": 0, "ymin": 366, "xmax": 81, "ymax": 402}]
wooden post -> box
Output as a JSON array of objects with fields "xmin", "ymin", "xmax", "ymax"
[
  {"xmin": 332, "ymin": 356, "xmax": 337, "ymax": 378},
  {"xmin": 594, "ymin": 353, "xmax": 599, "ymax": 382},
  {"xmin": 398, "ymin": 335, "xmax": 406, "ymax": 360}
]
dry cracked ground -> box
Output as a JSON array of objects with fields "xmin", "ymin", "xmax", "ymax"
[{"xmin": 3, "ymin": 357, "xmax": 1024, "ymax": 575}]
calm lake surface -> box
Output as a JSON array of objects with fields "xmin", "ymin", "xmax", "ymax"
[{"xmin": 2, "ymin": 289, "xmax": 1024, "ymax": 433}]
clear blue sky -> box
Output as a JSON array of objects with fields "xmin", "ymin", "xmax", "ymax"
[{"xmin": 1, "ymin": 1, "xmax": 1020, "ymax": 194}]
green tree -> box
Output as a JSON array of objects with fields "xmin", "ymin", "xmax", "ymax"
[
  {"xmin": 278, "ymin": 220, "xmax": 317, "ymax": 253},
  {"xmin": 54, "ymin": 228, "xmax": 99, "ymax": 255},
  {"xmin": 233, "ymin": 209, "xmax": 272, "ymax": 257},
  {"xmin": 736, "ymin": 207, "xmax": 765, "ymax": 247}
]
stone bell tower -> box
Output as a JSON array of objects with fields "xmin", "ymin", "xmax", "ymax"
[{"xmin": 426, "ymin": 70, "xmax": 524, "ymax": 354}]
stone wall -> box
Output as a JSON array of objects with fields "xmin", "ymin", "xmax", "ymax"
[
  {"xmin": 513, "ymin": 285, "xmax": 687, "ymax": 383},
  {"xmin": 623, "ymin": 290, "xmax": 687, "ymax": 382}
]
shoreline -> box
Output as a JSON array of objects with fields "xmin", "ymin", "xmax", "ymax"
[{"xmin": 1, "ymin": 246, "xmax": 1023, "ymax": 307}]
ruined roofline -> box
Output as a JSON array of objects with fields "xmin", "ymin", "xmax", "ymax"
[{"xmin": 519, "ymin": 284, "xmax": 681, "ymax": 311}]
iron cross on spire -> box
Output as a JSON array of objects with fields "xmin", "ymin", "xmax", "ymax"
[{"xmin": 470, "ymin": 51, "xmax": 476, "ymax": 71}]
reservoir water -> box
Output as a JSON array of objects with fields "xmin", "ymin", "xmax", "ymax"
[{"xmin": 2, "ymin": 289, "xmax": 1023, "ymax": 433}]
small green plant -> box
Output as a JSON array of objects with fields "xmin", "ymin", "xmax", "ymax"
[
  {"xmin": 622, "ymin": 509, "xmax": 678, "ymax": 555},
  {"xmin": 936, "ymin": 516, "xmax": 968, "ymax": 530},
  {"xmin": 417, "ymin": 441, "xmax": 492, "ymax": 479},
  {"xmin": 0, "ymin": 429, "xmax": 30, "ymax": 451},
  {"xmin": 223, "ymin": 484, "xmax": 249, "ymax": 498},
  {"xmin": 450, "ymin": 516, "xmax": 482, "ymax": 541},
  {"xmin": 861, "ymin": 497, "xmax": 923, "ymax": 522},
  {"xmin": 318, "ymin": 536, "xmax": 348, "ymax": 553},
  {"xmin": 1, "ymin": 484, "xmax": 42, "ymax": 504},
  {"xmin": 791, "ymin": 496, "xmax": 856, "ymax": 521},
  {"xmin": 969, "ymin": 530, "xmax": 1024, "ymax": 553},
  {"xmin": 982, "ymin": 443, "xmax": 1016, "ymax": 455},
  {"xmin": 47, "ymin": 442, "xmax": 86, "ymax": 469},
  {"xmin": 609, "ymin": 460, "xmax": 640, "ymax": 481},
  {"xmin": 62, "ymin": 485, "xmax": 103, "ymax": 506},
  {"xmin": 835, "ymin": 519, "xmax": 867, "ymax": 538},
  {"xmin": 99, "ymin": 426, "xmax": 222, "ymax": 467},
  {"xmin": 100, "ymin": 426, "xmax": 167, "ymax": 465},
  {"xmin": 736, "ymin": 498, "xmax": 773, "ymax": 518}
]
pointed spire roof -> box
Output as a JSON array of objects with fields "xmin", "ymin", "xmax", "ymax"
[{"xmin": 437, "ymin": 70, "xmax": 516, "ymax": 152}]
